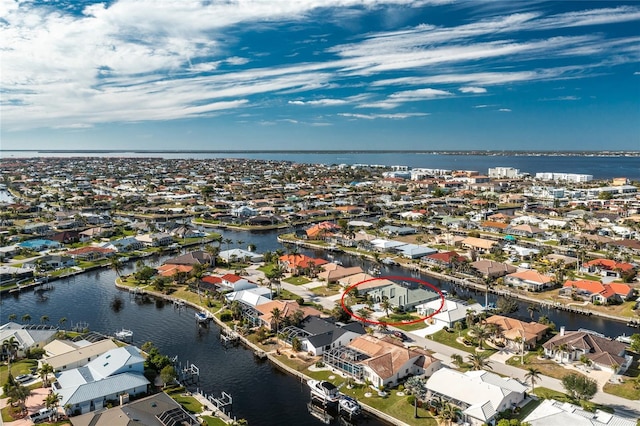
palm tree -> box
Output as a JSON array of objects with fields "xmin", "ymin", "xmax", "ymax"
[
  {"xmin": 2, "ymin": 337, "xmax": 20, "ymax": 372},
  {"xmin": 40, "ymin": 315, "xmax": 49, "ymax": 325},
  {"xmin": 437, "ymin": 402, "xmax": 460, "ymax": 426},
  {"xmin": 471, "ymin": 324, "xmax": 490, "ymax": 350},
  {"xmin": 44, "ymin": 392, "xmax": 61, "ymax": 419},
  {"xmin": 527, "ymin": 303, "xmax": 540, "ymax": 321},
  {"xmin": 450, "ymin": 353, "xmax": 464, "ymax": 368},
  {"xmin": 453, "ymin": 321, "xmax": 464, "ymax": 337},
  {"xmin": 271, "ymin": 307, "xmax": 282, "ymax": 348},
  {"xmin": 7, "ymin": 313, "xmax": 17, "ymax": 322},
  {"xmin": 204, "ymin": 244, "xmax": 219, "ymax": 267},
  {"xmin": 467, "ymin": 352, "xmax": 493, "ymax": 371},
  {"xmin": 524, "ymin": 367, "xmax": 541, "ymax": 393},
  {"xmin": 110, "ymin": 256, "xmax": 123, "ymax": 278},
  {"xmin": 236, "ymin": 239, "xmax": 245, "ymax": 250},
  {"xmin": 223, "ymin": 238, "xmax": 233, "ymax": 253},
  {"xmin": 58, "ymin": 317, "xmax": 67, "ymax": 328},
  {"xmin": 380, "ymin": 297, "xmax": 392, "ymax": 318},
  {"xmin": 21, "ymin": 313, "xmax": 32, "ymax": 324},
  {"xmin": 38, "ymin": 363, "xmax": 54, "ymax": 388},
  {"xmin": 356, "ymin": 308, "xmax": 371, "ymax": 326}
]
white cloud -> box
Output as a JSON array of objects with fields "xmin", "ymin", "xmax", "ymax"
[
  {"xmin": 498, "ymin": 108, "xmax": 512, "ymax": 112},
  {"xmin": 339, "ymin": 112, "xmax": 429, "ymax": 119},
  {"xmin": 459, "ymin": 86, "xmax": 487, "ymax": 93},
  {"xmin": 289, "ymin": 98, "xmax": 349, "ymax": 106},
  {"xmin": 540, "ymin": 95, "xmax": 581, "ymax": 101}
]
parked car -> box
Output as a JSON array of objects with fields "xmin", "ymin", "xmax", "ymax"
[
  {"xmin": 15, "ymin": 374, "xmax": 33, "ymax": 384},
  {"xmin": 29, "ymin": 408, "xmax": 56, "ymax": 423},
  {"xmin": 392, "ymin": 330, "xmax": 408, "ymax": 341}
]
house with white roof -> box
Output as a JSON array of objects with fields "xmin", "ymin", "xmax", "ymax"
[
  {"xmin": 225, "ymin": 287, "xmax": 272, "ymax": 307},
  {"xmin": 52, "ymin": 345, "xmax": 149, "ymax": 415},
  {"xmin": 426, "ymin": 368, "xmax": 527, "ymax": 426},
  {"xmin": 219, "ymin": 248, "xmax": 264, "ymax": 263},
  {"xmin": 219, "ymin": 273, "xmax": 257, "ymax": 292},
  {"xmin": 0, "ymin": 323, "xmax": 58, "ymax": 358},
  {"xmin": 40, "ymin": 339, "xmax": 119, "ymax": 372},
  {"xmin": 523, "ymin": 399, "xmax": 636, "ymax": 426},
  {"xmin": 416, "ymin": 299, "xmax": 484, "ymax": 328},
  {"xmin": 395, "ymin": 244, "xmax": 437, "ymax": 259}
]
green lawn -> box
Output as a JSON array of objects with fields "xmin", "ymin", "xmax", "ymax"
[
  {"xmin": 430, "ymin": 329, "xmax": 488, "ymax": 354},
  {"xmin": 200, "ymin": 416, "xmax": 228, "ymax": 426},
  {"xmin": 1, "ymin": 359, "xmax": 38, "ymax": 386},
  {"xmin": 165, "ymin": 386, "xmax": 203, "ymax": 414},
  {"xmin": 603, "ymin": 358, "xmax": 640, "ymax": 400},
  {"xmin": 284, "ymin": 276, "xmax": 311, "ymax": 285}
]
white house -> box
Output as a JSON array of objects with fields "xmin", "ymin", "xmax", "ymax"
[
  {"xmin": 53, "ymin": 346, "xmax": 149, "ymax": 415},
  {"xmin": 416, "ymin": 299, "xmax": 484, "ymax": 328},
  {"xmin": 219, "ymin": 248, "xmax": 264, "ymax": 263},
  {"xmin": 40, "ymin": 339, "xmax": 119, "ymax": 372},
  {"xmin": 426, "ymin": 368, "xmax": 527, "ymax": 426},
  {"xmin": 523, "ymin": 399, "xmax": 636, "ymax": 426},
  {"xmin": 219, "ymin": 273, "xmax": 257, "ymax": 292}
]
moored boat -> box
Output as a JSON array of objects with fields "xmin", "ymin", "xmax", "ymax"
[
  {"xmin": 307, "ymin": 379, "xmax": 341, "ymax": 403},
  {"xmin": 195, "ymin": 311, "xmax": 210, "ymax": 323},
  {"xmin": 114, "ymin": 328, "xmax": 133, "ymax": 342},
  {"xmin": 338, "ymin": 395, "xmax": 361, "ymax": 417}
]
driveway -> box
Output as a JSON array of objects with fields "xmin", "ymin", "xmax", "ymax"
[{"xmin": 0, "ymin": 387, "xmax": 58, "ymax": 426}]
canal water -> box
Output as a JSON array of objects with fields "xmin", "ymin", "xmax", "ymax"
[
  {"xmin": 0, "ymin": 261, "xmax": 387, "ymax": 426},
  {"xmin": 1, "ymin": 228, "xmax": 635, "ymax": 425}
]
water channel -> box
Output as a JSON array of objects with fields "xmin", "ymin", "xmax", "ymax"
[{"xmin": 0, "ymin": 228, "xmax": 636, "ymax": 425}]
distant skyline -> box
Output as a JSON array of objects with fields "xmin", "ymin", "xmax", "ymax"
[{"xmin": 1, "ymin": 0, "xmax": 639, "ymax": 151}]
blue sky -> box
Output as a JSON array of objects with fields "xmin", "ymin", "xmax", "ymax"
[{"xmin": 1, "ymin": 0, "xmax": 639, "ymax": 151}]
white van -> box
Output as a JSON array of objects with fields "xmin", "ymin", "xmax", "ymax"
[{"xmin": 29, "ymin": 408, "xmax": 56, "ymax": 423}]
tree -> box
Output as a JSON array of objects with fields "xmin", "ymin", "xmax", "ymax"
[
  {"xmin": 110, "ymin": 256, "xmax": 123, "ymax": 278},
  {"xmin": 437, "ymin": 402, "xmax": 460, "ymax": 426},
  {"xmin": 356, "ymin": 308, "xmax": 371, "ymax": 326},
  {"xmin": 21, "ymin": 313, "xmax": 32, "ymax": 324},
  {"xmin": 453, "ymin": 321, "xmax": 464, "ymax": 337},
  {"xmin": 40, "ymin": 315, "xmax": 49, "ymax": 324},
  {"xmin": 44, "ymin": 392, "xmax": 61, "ymax": 420},
  {"xmin": 271, "ymin": 307, "xmax": 283, "ymax": 348},
  {"xmin": 2, "ymin": 337, "xmax": 20, "ymax": 371},
  {"xmin": 38, "ymin": 363, "xmax": 54, "ymax": 388},
  {"xmin": 160, "ymin": 365, "xmax": 177, "ymax": 388},
  {"xmin": 561, "ymin": 373, "xmax": 597, "ymax": 401},
  {"xmin": 7, "ymin": 313, "xmax": 17, "ymax": 322},
  {"xmin": 450, "ymin": 353, "xmax": 464, "ymax": 368},
  {"xmin": 58, "ymin": 317, "xmax": 67, "ymax": 328},
  {"xmin": 524, "ymin": 367, "xmax": 541, "ymax": 393},
  {"xmin": 471, "ymin": 324, "xmax": 490, "ymax": 350},
  {"xmin": 629, "ymin": 333, "xmax": 640, "ymax": 353},
  {"xmin": 467, "ymin": 352, "xmax": 492, "ymax": 371},
  {"xmin": 380, "ymin": 297, "xmax": 392, "ymax": 318}
]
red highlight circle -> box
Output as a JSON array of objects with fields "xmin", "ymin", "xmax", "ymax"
[{"xmin": 340, "ymin": 275, "xmax": 446, "ymax": 327}]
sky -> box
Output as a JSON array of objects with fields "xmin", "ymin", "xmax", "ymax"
[{"xmin": 1, "ymin": 0, "xmax": 639, "ymax": 151}]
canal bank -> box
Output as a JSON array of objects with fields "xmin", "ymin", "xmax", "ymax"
[{"xmin": 277, "ymin": 235, "xmax": 639, "ymax": 329}]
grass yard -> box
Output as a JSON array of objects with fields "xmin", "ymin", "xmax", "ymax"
[
  {"xmin": 284, "ymin": 276, "xmax": 311, "ymax": 285},
  {"xmin": 430, "ymin": 329, "xmax": 482, "ymax": 354},
  {"xmin": 603, "ymin": 358, "xmax": 640, "ymax": 400},
  {"xmin": 200, "ymin": 416, "xmax": 229, "ymax": 426},
  {"xmin": 1, "ymin": 359, "xmax": 38, "ymax": 385},
  {"xmin": 166, "ymin": 386, "xmax": 203, "ymax": 414},
  {"xmin": 506, "ymin": 353, "xmax": 587, "ymax": 381}
]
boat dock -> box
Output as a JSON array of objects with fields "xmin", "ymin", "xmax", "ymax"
[{"xmin": 220, "ymin": 330, "xmax": 239, "ymax": 345}]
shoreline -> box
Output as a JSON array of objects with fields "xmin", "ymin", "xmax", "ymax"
[
  {"xmin": 112, "ymin": 278, "xmax": 406, "ymax": 426},
  {"xmin": 278, "ymin": 236, "xmax": 639, "ymax": 328}
]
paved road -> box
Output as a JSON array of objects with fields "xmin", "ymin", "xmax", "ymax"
[{"xmin": 274, "ymin": 275, "xmax": 640, "ymax": 419}]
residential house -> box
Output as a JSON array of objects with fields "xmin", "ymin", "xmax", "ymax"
[
  {"xmin": 317, "ymin": 264, "xmax": 364, "ymax": 284},
  {"xmin": 337, "ymin": 272, "xmax": 377, "ymax": 289},
  {"xmin": 24, "ymin": 254, "xmax": 76, "ymax": 270},
  {"xmin": 480, "ymin": 221, "xmax": 509, "ymax": 233},
  {"xmin": 508, "ymin": 224, "xmax": 545, "ymax": 237},
  {"xmin": 135, "ymin": 233, "xmax": 174, "ymax": 247},
  {"xmin": 282, "ymin": 316, "xmax": 366, "ymax": 356},
  {"xmin": 416, "ymin": 299, "xmax": 484, "ymax": 329},
  {"xmin": 0, "ymin": 266, "xmax": 33, "ymax": 284},
  {"xmin": 40, "ymin": 339, "xmax": 119, "ymax": 372},
  {"xmin": 53, "ymin": 346, "xmax": 150, "ymax": 415},
  {"xmin": 582, "ymin": 258, "xmax": 635, "ymax": 278},
  {"xmin": 279, "ymin": 253, "xmax": 329, "ymax": 276},
  {"xmin": 380, "ymin": 225, "xmax": 417, "ymax": 236},
  {"xmin": 323, "ymin": 335, "xmax": 440, "ymax": 388},
  {"xmin": 369, "ymin": 238, "xmax": 407, "ymax": 253},
  {"xmin": 504, "ymin": 270, "xmax": 555, "ymax": 292},
  {"xmin": 306, "ymin": 221, "xmax": 339, "ymax": 240},
  {"xmin": 461, "ymin": 237, "xmax": 498, "ymax": 253},
  {"xmin": 426, "ymin": 368, "xmax": 527, "ymax": 426},
  {"xmin": 219, "ymin": 273, "xmax": 257, "ymax": 292},
  {"xmin": 365, "ymin": 281, "xmax": 440, "ymax": 312},
  {"xmin": 99, "ymin": 236, "xmax": 144, "ymax": 252},
  {"xmin": 0, "ymin": 323, "xmax": 58, "ymax": 358},
  {"xmin": 561, "ymin": 280, "xmax": 634, "ymax": 304},
  {"xmin": 542, "ymin": 328, "xmax": 631, "ymax": 373},
  {"xmin": 22, "ymin": 223, "xmax": 52, "ymax": 235},
  {"xmin": 396, "ymin": 244, "xmax": 437, "ymax": 259},
  {"xmin": 483, "ymin": 315, "xmax": 549, "ymax": 350},
  {"xmin": 157, "ymin": 263, "xmax": 193, "ymax": 278},
  {"xmin": 219, "ymin": 248, "xmax": 264, "ymax": 263},
  {"xmin": 523, "ymin": 399, "xmax": 636, "ymax": 426},
  {"xmin": 70, "ymin": 391, "xmax": 199, "ymax": 426},
  {"xmin": 79, "ymin": 227, "xmax": 112, "ymax": 242},
  {"xmin": 166, "ymin": 250, "xmax": 214, "ymax": 266},
  {"xmin": 470, "ymin": 260, "xmax": 517, "ymax": 279},
  {"xmin": 66, "ymin": 246, "xmax": 116, "ymax": 261},
  {"xmin": 50, "ymin": 230, "xmax": 80, "ymax": 244},
  {"xmin": 421, "ymin": 251, "xmax": 467, "ymax": 269},
  {"xmin": 251, "ymin": 300, "xmax": 322, "ymax": 331}
]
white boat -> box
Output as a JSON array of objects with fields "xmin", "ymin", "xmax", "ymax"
[
  {"xmin": 308, "ymin": 379, "xmax": 341, "ymax": 403},
  {"xmin": 338, "ymin": 395, "xmax": 361, "ymax": 416},
  {"xmin": 615, "ymin": 334, "xmax": 632, "ymax": 344},
  {"xmin": 114, "ymin": 329, "xmax": 133, "ymax": 341},
  {"xmin": 195, "ymin": 312, "xmax": 210, "ymax": 323}
]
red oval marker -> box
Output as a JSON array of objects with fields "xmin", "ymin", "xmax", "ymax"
[{"xmin": 340, "ymin": 275, "xmax": 446, "ymax": 327}]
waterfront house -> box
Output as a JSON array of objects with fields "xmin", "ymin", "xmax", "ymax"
[
  {"xmin": 504, "ymin": 270, "xmax": 555, "ymax": 292},
  {"xmin": 166, "ymin": 250, "xmax": 214, "ymax": 266},
  {"xmin": 523, "ymin": 399, "xmax": 636, "ymax": 426},
  {"xmin": 225, "ymin": 287, "xmax": 272, "ymax": 307},
  {"xmin": 337, "ymin": 272, "xmax": 378, "ymax": 289},
  {"xmin": 219, "ymin": 273, "xmax": 257, "ymax": 292},
  {"xmin": 396, "ymin": 243, "xmax": 437, "ymax": 259},
  {"xmin": 70, "ymin": 391, "xmax": 199, "ymax": 426},
  {"xmin": 542, "ymin": 328, "xmax": 631, "ymax": 373},
  {"xmin": 66, "ymin": 246, "xmax": 116, "ymax": 261},
  {"xmin": 157, "ymin": 263, "xmax": 193, "ymax": 278},
  {"xmin": 99, "ymin": 236, "xmax": 144, "ymax": 252},
  {"xmin": 416, "ymin": 299, "xmax": 484, "ymax": 329},
  {"xmin": 483, "ymin": 315, "xmax": 549, "ymax": 350},
  {"xmin": 281, "ymin": 316, "xmax": 365, "ymax": 356},
  {"xmin": 0, "ymin": 266, "xmax": 34, "ymax": 284},
  {"xmin": 24, "ymin": 255, "xmax": 75, "ymax": 271},
  {"xmin": 22, "ymin": 223, "xmax": 52, "ymax": 235},
  {"xmin": 561, "ymin": 279, "xmax": 633, "ymax": 304},
  {"xmin": 421, "ymin": 251, "xmax": 467, "ymax": 269},
  {"xmin": 306, "ymin": 221, "xmax": 339, "ymax": 239},
  {"xmin": 53, "ymin": 346, "xmax": 149, "ymax": 415},
  {"xmin": 323, "ymin": 335, "xmax": 440, "ymax": 388},
  {"xmin": 135, "ymin": 232, "xmax": 174, "ymax": 247},
  {"xmin": 380, "ymin": 225, "xmax": 417, "ymax": 236},
  {"xmin": 426, "ymin": 368, "xmax": 527, "ymax": 426},
  {"xmin": 252, "ymin": 300, "xmax": 322, "ymax": 331},
  {"xmin": 40, "ymin": 339, "xmax": 119, "ymax": 372},
  {"xmin": 50, "ymin": 230, "xmax": 80, "ymax": 244},
  {"xmin": 508, "ymin": 223, "xmax": 545, "ymax": 238},
  {"xmin": 370, "ymin": 238, "xmax": 406, "ymax": 252},
  {"xmin": 470, "ymin": 260, "xmax": 516, "ymax": 279},
  {"xmin": 219, "ymin": 248, "xmax": 264, "ymax": 263}
]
